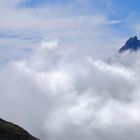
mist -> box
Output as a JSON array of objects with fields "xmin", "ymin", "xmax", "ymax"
[{"xmin": 0, "ymin": 39, "xmax": 140, "ymax": 140}]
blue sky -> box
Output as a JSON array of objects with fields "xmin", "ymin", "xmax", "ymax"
[
  {"xmin": 0, "ymin": 0, "xmax": 140, "ymax": 62},
  {"xmin": 22, "ymin": 0, "xmax": 140, "ymax": 17},
  {"xmin": 18, "ymin": 0, "xmax": 140, "ymax": 37}
]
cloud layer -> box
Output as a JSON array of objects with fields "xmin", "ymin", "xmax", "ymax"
[{"xmin": 0, "ymin": 39, "xmax": 140, "ymax": 140}]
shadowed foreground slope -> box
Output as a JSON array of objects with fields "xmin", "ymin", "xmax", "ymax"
[{"xmin": 0, "ymin": 118, "xmax": 39, "ymax": 140}]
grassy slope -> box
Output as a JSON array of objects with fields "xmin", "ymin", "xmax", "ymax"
[{"xmin": 0, "ymin": 118, "xmax": 39, "ymax": 140}]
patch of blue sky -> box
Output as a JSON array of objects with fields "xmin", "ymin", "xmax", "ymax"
[
  {"xmin": 20, "ymin": 48, "xmax": 33, "ymax": 52},
  {"xmin": 18, "ymin": 0, "xmax": 140, "ymax": 17},
  {"xmin": 0, "ymin": 32, "xmax": 19, "ymax": 38},
  {"xmin": 20, "ymin": 0, "xmax": 70, "ymax": 8},
  {"xmin": 0, "ymin": 45, "xmax": 32, "ymax": 63},
  {"xmin": 19, "ymin": 0, "xmax": 140, "ymax": 19}
]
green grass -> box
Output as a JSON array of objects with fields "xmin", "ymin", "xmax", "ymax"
[
  {"xmin": 0, "ymin": 118, "xmax": 39, "ymax": 140},
  {"xmin": 0, "ymin": 118, "xmax": 28, "ymax": 134}
]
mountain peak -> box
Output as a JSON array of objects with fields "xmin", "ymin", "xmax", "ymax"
[{"xmin": 119, "ymin": 36, "xmax": 140, "ymax": 52}]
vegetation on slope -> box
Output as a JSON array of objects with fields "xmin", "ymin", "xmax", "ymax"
[{"xmin": 0, "ymin": 118, "xmax": 39, "ymax": 140}]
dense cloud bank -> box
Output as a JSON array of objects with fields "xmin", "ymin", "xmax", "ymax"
[{"xmin": 0, "ymin": 40, "xmax": 140, "ymax": 140}]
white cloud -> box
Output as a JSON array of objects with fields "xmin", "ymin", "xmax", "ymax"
[{"xmin": 0, "ymin": 40, "xmax": 140, "ymax": 140}]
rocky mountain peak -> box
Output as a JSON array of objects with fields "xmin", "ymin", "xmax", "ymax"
[{"xmin": 119, "ymin": 36, "xmax": 140, "ymax": 52}]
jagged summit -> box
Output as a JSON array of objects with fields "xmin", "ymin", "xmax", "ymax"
[{"xmin": 119, "ymin": 36, "xmax": 140, "ymax": 52}]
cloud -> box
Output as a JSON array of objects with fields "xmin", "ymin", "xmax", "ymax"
[
  {"xmin": 0, "ymin": 39, "xmax": 140, "ymax": 140},
  {"xmin": 0, "ymin": 0, "xmax": 123, "ymax": 62}
]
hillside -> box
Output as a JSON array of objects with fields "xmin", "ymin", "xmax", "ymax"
[{"xmin": 0, "ymin": 118, "xmax": 39, "ymax": 140}]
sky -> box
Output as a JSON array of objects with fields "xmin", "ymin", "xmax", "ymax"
[
  {"xmin": 1, "ymin": 0, "xmax": 140, "ymax": 63},
  {"xmin": 1, "ymin": 0, "xmax": 140, "ymax": 140}
]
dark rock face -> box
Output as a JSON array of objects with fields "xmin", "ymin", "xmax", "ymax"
[
  {"xmin": 119, "ymin": 36, "xmax": 140, "ymax": 52},
  {"xmin": 0, "ymin": 118, "xmax": 39, "ymax": 140}
]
